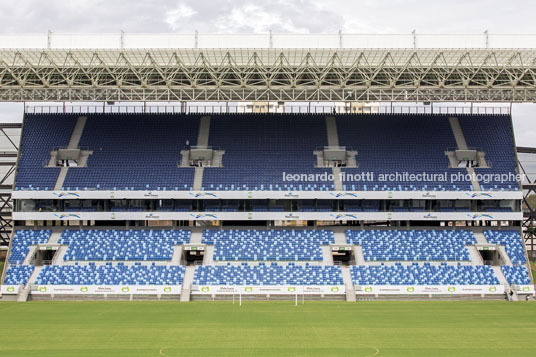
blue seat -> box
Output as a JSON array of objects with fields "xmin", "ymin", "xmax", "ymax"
[
  {"xmin": 203, "ymin": 229, "xmax": 334, "ymax": 262},
  {"xmin": 346, "ymin": 230, "xmax": 476, "ymax": 262},
  {"xmin": 36, "ymin": 264, "xmax": 186, "ymax": 285},
  {"xmin": 350, "ymin": 264, "xmax": 499, "ymax": 285},
  {"xmin": 60, "ymin": 229, "xmax": 190, "ymax": 261},
  {"xmin": 193, "ymin": 264, "xmax": 343, "ymax": 285}
]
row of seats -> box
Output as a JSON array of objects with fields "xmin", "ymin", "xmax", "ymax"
[
  {"xmin": 350, "ymin": 263, "xmax": 499, "ymax": 285},
  {"xmin": 501, "ymin": 265, "xmax": 532, "ymax": 285},
  {"xmin": 29, "ymin": 263, "xmax": 342, "ymax": 286},
  {"xmin": 203, "ymin": 230, "xmax": 334, "ymax": 261},
  {"xmin": 5, "ymin": 262, "xmax": 530, "ymax": 287},
  {"xmin": 3, "ymin": 265, "xmax": 34, "ymax": 285},
  {"xmin": 346, "ymin": 230, "xmax": 476, "ymax": 261},
  {"xmin": 35, "ymin": 263, "xmax": 185, "ymax": 285},
  {"xmin": 59, "ymin": 230, "xmax": 190, "ymax": 261},
  {"xmin": 193, "ymin": 263, "xmax": 343, "ymax": 285},
  {"xmin": 7, "ymin": 229, "xmax": 526, "ymax": 265}
]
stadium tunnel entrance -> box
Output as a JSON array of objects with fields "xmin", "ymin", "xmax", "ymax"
[
  {"xmin": 331, "ymin": 244, "xmax": 354, "ymax": 265},
  {"xmin": 182, "ymin": 244, "xmax": 206, "ymax": 266},
  {"xmin": 476, "ymin": 245, "xmax": 507, "ymax": 266},
  {"xmin": 31, "ymin": 245, "xmax": 60, "ymax": 266}
]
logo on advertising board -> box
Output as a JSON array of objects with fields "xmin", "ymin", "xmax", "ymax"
[
  {"xmin": 467, "ymin": 214, "xmax": 493, "ymax": 219},
  {"xmin": 422, "ymin": 192, "xmax": 436, "ymax": 198},
  {"xmin": 331, "ymin": 287, "xmax": 340, "ymax": 293},
  {"xmin": 244, "ymin": 287, "xmax": 253, "ymax": 293},
  {"xmin": 54, "ymin": 213, "xmax": 81, "ymax": 219},
  {"xmin": 284, "ymin": 192, "xmax": 299, "ymax": 198},
  {"xmin": 39, "ymin": 287, "xmax": 47, "ymax": 293},
  {"xmin": 423, "ymin": 213, "xmax": 438, "ymax": 219},
  {"xmin": 145, "ymin": 213, "xmax": 160, "ymax": 219},
  {"xmin": 522, "ymin": 286, "xmax": 530, "ymax": 292},
  {"xmin": 288, "ymin": 287, "xmax": 297, "ymax": 293},
  {"xmin": 201, "ymin": 286, "xmax": 210, "ymax": 292},
  {"xmin": 406, "ymin": 287, "xmax": 415, "ymax": 293},
  {"xmin": 285, "ymin": 213, "xmax": 299, "ymax": 219},
  {"xmin": 189, "ymin": 192, "xmax": 218, "ymax": 198},
  {"xmin": 53, "ymin": 192, "xmax": 80, "ymax": 198},
  {"xmin": 190, "ymin": 213, "xmax": 218, "ymax": 219},
  {"xmin": 448, "ymin": 286, "xmax": 456, "ymax": 293},
  {"xmin": 489, "ymin": 286, "xmax": 497, "ymax": 293},
  {"xmin": 329, "ymin": 192, "xmax": 358, "ymax": 198},
  {"xmin": 80, "ymin": 287, "xmax": 89, "ymax": 293},
  {"xmin": 465, "ymin": 193, "xmax": 493, "ymax": 198},
  {"xmin": 110, "ymin": 191, "xmax": 115, "ymax": 198},
  {"xmin": 364, "ymin": 287, "xmax": 373, "ymax": 293},
  {"xmin": 144, "ymin": 192, "xmax": 159, "ymax": 198},
  {"xmin": 163, "ymin": 287, "xmax": 172, "ymax": 293},
  {"xmin": 6, "ymin": 286, "xmax": 15, "ymax": 293},
  {"xmin": 330, "ymin": 214, "xmax": 358, "ymax": 220},
  {"xmin": 121, "ymin": 287, "xmax": 130, "ymax": 293}
]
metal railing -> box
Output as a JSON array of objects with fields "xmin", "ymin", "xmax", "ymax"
[
  {"xmin": 25, "ymin": 104, "xmax": 511, "ymax": 115},
  {"xmin": 3, "ymin": 32, "xmax": 536, "ymax": 50}
]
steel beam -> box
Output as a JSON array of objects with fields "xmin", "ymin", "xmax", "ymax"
[{"xmin": 0, "ymin": 49, "xmax": 535, "ymax": 102}]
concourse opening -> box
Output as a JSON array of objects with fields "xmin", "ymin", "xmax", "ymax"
[
  {"xmin": 183, "ymin": 245, "xmax": 205, "ymax": 266},
  {"xmin": 331, "ymin": 245, "xmax": 354, "ymax": 266},
  {"xmin": 476, "ymin": 245, "xmax": 503, "ymax": 265},
  {"xmin": 32, "ymin": 245, "xmax": 60, "ymax": 266}
]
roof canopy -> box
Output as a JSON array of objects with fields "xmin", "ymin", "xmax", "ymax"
[{"xmin": 0, "ymin": 33, "xmax": 535, "ymax": 102}]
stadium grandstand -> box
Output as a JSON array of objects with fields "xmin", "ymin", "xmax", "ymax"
[{"xmin": 0, "ymin": 32, "xmax": 534, "ymax": 302}]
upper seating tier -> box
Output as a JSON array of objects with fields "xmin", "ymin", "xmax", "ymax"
[
  {"xmin": 16, "ymin": 114, "xmax": 77, "ymax": 190},
  {"xmin": 203, "ymin": 114, "xmax": 333, "ymax": 191},
  {"xmin": 16, "ymin": 113, "xmax": 519, "ymax": 192}
]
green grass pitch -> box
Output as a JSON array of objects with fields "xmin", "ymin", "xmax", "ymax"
[{"xmin": 0, "ymin": 301, "xmax": 535, "ymax": 356}]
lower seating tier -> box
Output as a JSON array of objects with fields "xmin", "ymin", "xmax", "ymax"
[
  {"xmin": 350, "ymin": 263, "xmax": 499, "ymax": 285},
  {"xmin": 35, "ymin": 264, "xmax": 185, "ymax": 285},
  {"xmin": 501, "ymin": 265, "xmax": 532, "ymax": 285},
  {"xmin": 203, "ymin": 229, "xmax": 334, "ymax": 261},
  {"xmin": 60, "ymin": 229, "xmax": 190, "ymax": 261},
  {"xmin": 193, "ymin": 264, "xmax": 343, "ymax": 285},
  {"xmin": 9, "ymin": 230, "xmax": 51, "ymax": 264},
  {"xmin": 484, "ymin": 230, "xmax": 526, "ymax": 264},
  {"xmin": 3, "ymin": 265, "xmax": 34, "ymax": 285},
  {"xmin": 346, "ymin": 230, "xmax": 476, "ymax": 261}
]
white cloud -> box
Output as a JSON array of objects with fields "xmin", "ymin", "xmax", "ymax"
[
  {"xmin": 165, "ymin": 2, "xmax": 198, "ymax": 31},
  {"xmin": 214, "ymin": 4, "xmax": 308, "ymax": 33},
  {"xmin": 0, "ymin": 0, "xmax": 535, "ymax": 148}
]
